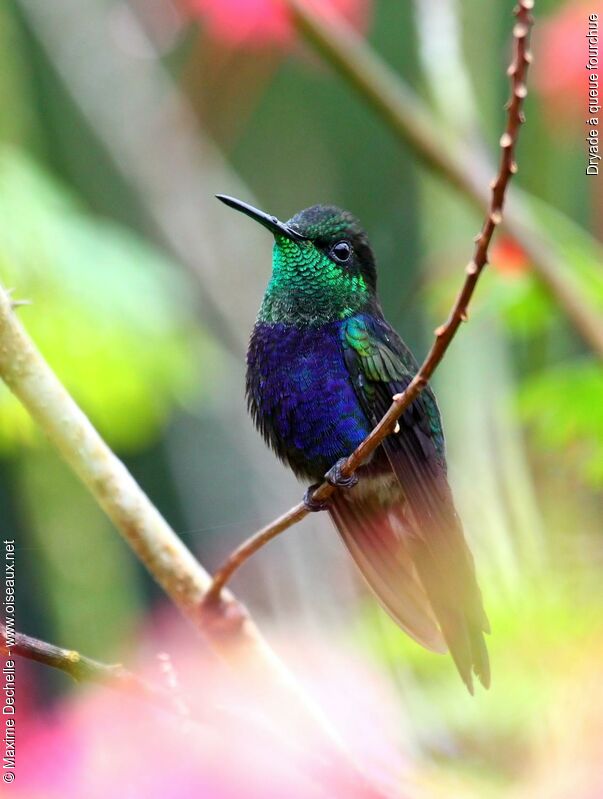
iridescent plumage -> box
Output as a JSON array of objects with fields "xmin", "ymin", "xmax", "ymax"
[{"xmin": 219, "ymin": 196, "xmax": 490, "ymax": 692}]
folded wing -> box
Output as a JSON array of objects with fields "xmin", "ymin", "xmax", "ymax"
[{"xmin": 337, "ymin": 315, "xmax": 490, "ymax": 692}]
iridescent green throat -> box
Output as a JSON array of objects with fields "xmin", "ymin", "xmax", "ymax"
[{"xmin": 258, "ymin": 237, "xmax": 370, "ymax": 326}]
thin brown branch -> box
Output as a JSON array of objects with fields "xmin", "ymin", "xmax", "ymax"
[
  {"xmin": 1, "ymin": 625, "xmax": 187, "ymax": 718},
  {"xmin": 204, "ymin": 506, "xmax": 308, "ymax": 606},
  {"xmin": 286, "ymin": 0, "xmax": 603, "ymax": 360},
  {"xmin": 204, "ymin": 0, "xmax": 535, "ymax": 603}
]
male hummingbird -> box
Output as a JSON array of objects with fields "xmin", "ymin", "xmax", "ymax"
[{"xmin": 217, "ymin": 195, "xmax": 490, "ymax": 692}]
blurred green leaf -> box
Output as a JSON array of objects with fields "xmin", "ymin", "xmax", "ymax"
[
  {"xmin": 517, "ymin": 358, "xmax": 603, "ymax": 485},
  {"xmin": 493, "ymin": 195, "xmax": 603, "ymax": 339},
  {"xmin": 528, "ymin": 195, "xmax": 603, "ymax": 310},
  {"xmin": 0, "ymin": 5, "xmax": 31, "ymax": 146},
  {"xmin": 0, "ymin": 147, "xmax": 210, "ymax": 450},
  {"xmin": 487, "ymin": 273, "xmax": 556, "ymax": 338}
]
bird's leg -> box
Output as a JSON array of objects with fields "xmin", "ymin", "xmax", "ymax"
[
  {"xmin": 302, "ymin": 483, "xmax": 330, "ymax": 512},
  {"xmin": 324, "ymin": 458, "xmax": 359, "ymax": 490},
  {"xmin": 303, "ymin": 458, "xmax": 359, "ymax": 512}
]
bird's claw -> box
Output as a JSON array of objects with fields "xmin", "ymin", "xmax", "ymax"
[
  {"xmin": 304, "ymin": 460, "xmax": 359, "ymax": 512},
  {"xmin": 325, "ymin": 458, "xmax": 358, "ymax": 490},
  {"xmin": 303, "ymin": 484, "xmax": 330, "ymax": 513}
]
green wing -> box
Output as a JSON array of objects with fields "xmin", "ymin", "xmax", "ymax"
[
  {"xmin": 342, "ymin": 315, "xmax": 446, "ymax": 461},
  {"xmin": 340, "ymin": 314, "xmax": 490, "ymax": 691}
]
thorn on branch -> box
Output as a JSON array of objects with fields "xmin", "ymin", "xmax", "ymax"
[{"xmin": 6, "ymin": 288, "xmax": 31, "ymax": 310}]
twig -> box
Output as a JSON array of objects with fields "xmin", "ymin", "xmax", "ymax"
[
  {"xmin": 1, "ymin": 625, "xmax": 185, "ymax": 717},
  {"xmin": 204, "ymin": 0, "xmax": 535, "ymax": 604},
  {"xmin": 286, "ymin": 0, "xmax": 603, "ymax": 360},
  {"xmin": 204, "ymin": 505, "xmax": 308, "ymax": 606}
]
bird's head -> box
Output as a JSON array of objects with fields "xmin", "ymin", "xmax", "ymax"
[{"xmin": 217, "ymin": 195, "xmax": 378, "ymax": 325}]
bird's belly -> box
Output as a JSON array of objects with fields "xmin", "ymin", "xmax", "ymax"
[
  {"xmin": 347, "ymin": 469, "xmax": 402, "ymax": 505},
  {"xmin": 247, "ymin": 322, "xmax": 372, "ymax": 480}
]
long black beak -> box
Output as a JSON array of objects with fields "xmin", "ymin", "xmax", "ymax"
[{"xmin": 216, "ymin": 194, "xmax": 307, "ymax": 243}]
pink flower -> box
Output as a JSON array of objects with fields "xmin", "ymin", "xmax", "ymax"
[
  {"xmin": 533, "ymin": 1, "xmax": 596, "ymax": 128},
  {"xmin": 181, "ymin": 0, "xmax": 371, "ymax": 49},
  {"xmin": 13, "ymin": 624, "xmax": 405, "ymax": 798}
]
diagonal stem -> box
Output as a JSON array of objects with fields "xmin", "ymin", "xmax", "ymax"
[
  {"xmin": 202, "ymin": 0, "xmax": 536, "ymax": 603},
  {"xmin": 1, "ymin": 626, "xmax": 188, "ymax": 718},
  {"xmin": 203, "ymin": 506, "xmax": 307, "ymax": 608}
]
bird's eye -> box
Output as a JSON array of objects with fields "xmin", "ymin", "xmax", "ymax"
[{"xmin": 330, "ymin": 240, "xmax": 352, "ymax": 263}]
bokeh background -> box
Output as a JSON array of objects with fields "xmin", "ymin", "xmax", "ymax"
[{"xmin": 2, "ymin": 0, "xmax": 603, "ymax": 796}]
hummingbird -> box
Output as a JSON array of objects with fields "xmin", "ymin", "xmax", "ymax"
[{"xmin": 217, "ymin": 195, "xmax": 490, "ymax": 692}]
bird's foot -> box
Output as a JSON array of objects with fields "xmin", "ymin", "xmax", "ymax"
[
  {"xmin": 303, "ymin": 460, "xmax": 359, "ymax": 513},
  {"xmin": 325, "ymin": 458, "xmax": 359, "ymax": 491},
  {"xmin": 303, "ymin": 484, "xmax": 329, "ymax": 513}
]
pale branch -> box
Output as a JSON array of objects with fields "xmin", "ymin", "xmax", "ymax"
[
  {"xmin": 0, "ymin": 285, "xmax": 215, "ymax": 620},
  {"xmin": 203, "ymin": 1, "xmax": 535, "ymax": 605},
  {"xmin": 287, "ymin": 0, "xmax": 603, "ymax": 360},
  {"xmin": 0, "ymin": 290, "xmax": 348, "ymax": 756},
  {"xmin": 1, "ymin": 625, "xmax": 188, "ymax": 718}
]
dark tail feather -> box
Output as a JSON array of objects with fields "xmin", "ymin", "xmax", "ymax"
[
  {"xmin": 377, "ymin": 427, "xmax": 491, "ymax": 693},
  {"xmin": 329, "ymin": 493, "xmax": 446, "ymax": 654},
  {"xmin": 330, "ymin": 490, "xmax": 490, "ymax": 693},
  {"xmin": 406, "ymin": 529, "xmax": 490, "ymax": 693}
]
